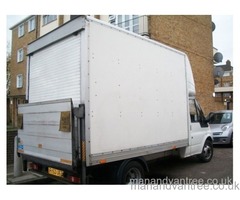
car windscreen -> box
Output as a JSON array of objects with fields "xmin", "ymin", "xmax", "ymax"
[{"xmin": 209, "ymin": 113, "xmax": 232, "ymax": 124}]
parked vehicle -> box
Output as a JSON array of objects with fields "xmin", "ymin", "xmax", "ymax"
[
  {"xmin": 207, "ymin": 110, "xmax": 233, "ymax": 146},
  {"xmin": 17, "ymin": 16, "xmax": 213, "ymax": 184}
]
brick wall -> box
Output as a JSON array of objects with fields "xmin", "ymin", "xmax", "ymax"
[
  {"xmin": 9, "ymin": 16, "xmax": 39, "ymax": 97},
  {"xmin": 149, "ymin": 15, "xmax": 220, "ymax": 114},
  {"xmin": 9, "ymin": 16, "xmax": 41, "ymax": 127},
  {"xmin": 7, "ymin": 131, "xmax": 17, "ymax": 165}
]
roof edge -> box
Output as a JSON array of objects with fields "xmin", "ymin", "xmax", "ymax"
[{"xmin": 9, "ymin": 15, "xmax": 34, "ymax": 30}]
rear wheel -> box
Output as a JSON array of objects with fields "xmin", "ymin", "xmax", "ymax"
[
  {"xmin": 117, "ymin": 161, "xmax": 145, "ymax": 184},
  {"xmin": 197, "ymin": 140, "xmax": 213, "ymax": 163}
]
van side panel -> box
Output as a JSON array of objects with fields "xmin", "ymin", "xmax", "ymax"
[{"xmin": 86, "ymin": 20, "xmax": 189, "ymax": 160}]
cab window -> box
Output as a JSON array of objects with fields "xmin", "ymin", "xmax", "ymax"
[
  {"xmin": 189, "ymin": 99, "xmax": 208, "ymax": 127},
  {"xmin": 189, "ymin": 99, "xmax": 199, "ymax": 122}
]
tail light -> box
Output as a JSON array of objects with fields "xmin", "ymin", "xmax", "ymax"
[
  {"xmin": 28, "ymin": 162, "xmax": 41, "ymax": 171},
  {"xmin": 68, "ymin": 175, "xmax": 81, "ymax": 183}
]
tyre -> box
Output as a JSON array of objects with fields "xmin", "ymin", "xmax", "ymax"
[
  {"xmin": 197, "ymin": 140, "xmax": 213, "ymax": 163},
  {"xmin": 117, "ymin": 161, "xmax": 145, "ymax": 184}
]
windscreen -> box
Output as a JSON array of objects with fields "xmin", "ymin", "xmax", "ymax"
[{"xmin": 209, "ymin": 113, "xmax": 232, "ymax": 124}]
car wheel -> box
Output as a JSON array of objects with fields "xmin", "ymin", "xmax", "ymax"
[
  {"xmin": 197, "ymin": 140, "xmax": 213, "ymax": 163},
  {"xmin": 117, "ymin": 161, "xmax": 145, "ymax": 184}
]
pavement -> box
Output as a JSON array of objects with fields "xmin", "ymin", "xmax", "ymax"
[{"xmin": 7, "ymin": 164, "xmax": 46, "ymax": 184}]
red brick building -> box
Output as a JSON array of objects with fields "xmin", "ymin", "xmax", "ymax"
[{"xmin": 8, "ymin": 16, "xmax": 40, "ymax": 127}]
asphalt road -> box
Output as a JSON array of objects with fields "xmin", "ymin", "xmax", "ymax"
[
  {"xmin": 22, "ymin": 145, "xmax": 232, "ymax": 184},
  {"xmin": 146, "ymin": 145, "xmax": 233, "ymax": 184}
]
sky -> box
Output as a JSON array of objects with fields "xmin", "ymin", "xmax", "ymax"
[
  {"xmin": 212, "ymin": 15, "xmax": 233, "ymax": 66},
  {"xmin": 6, "ymin": 15, "xmax": 233, "ymax": 66}
]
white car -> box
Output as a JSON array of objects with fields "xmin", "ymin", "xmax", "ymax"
[{"xmin": 207, "ymin": 110, "xmax": 233, "ymax": 146}]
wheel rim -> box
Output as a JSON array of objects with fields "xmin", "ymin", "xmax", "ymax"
[
  {"xmin": 125, "ymin": 167, "xmax": 142, "ymax": 183},
  {"xmin": 203, "ymin": 144, "xmax": 212, "ymax": 160}
]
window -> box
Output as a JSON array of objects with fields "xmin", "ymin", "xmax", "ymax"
[
  {"xmin": 17, "ymin": 48, "xmax": 24, "ymax": 62},
  {"xmin": 215, "ymin": 93, "xmax": 222, "ymax": 98},
  {"xmin": 208, "ymin": 112, "xmax": 232, "ymax": 124},
  {"xmin": 28, "ymin": 17, "xmax": 35, "ymax": 32},
  {"xmin": 16, "ymin": 74, "xmax": 23, "ymax": 88},
  {"xmin": 109, "ymin": 15, "xmax": 139, "ymax": 34},
  {"xmin": 42, "ymin": 15, "xmax": 57, "ymax": 26},
  {"xmin": 132, "ymin": 15, "xmax": 139, "ymax": 33},
  {"xmin": 18, "ymin": 23, "xmax": 24, "ymax": 37},
  {"xmin": 223, "ymin": 93, "xmax": 231, "ymax": 98},
  {"xmin": 223, "ymin": 71, "xmax": 233, "ymax": 77},
  {"xmin": 189, "ymin": 99, "xmax": 208, "ymax": 127},
  {"xmin": 189, "ymin": 99, "xmax": 203, "ymax": 122},
  {"xmin": 189, "ymin": 99, "xmax": 199, "ymax": 122}
]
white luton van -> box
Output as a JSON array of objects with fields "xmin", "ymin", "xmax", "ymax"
[{"xmin": 17, "ymin": 16, "xmax": 213, "ymax": 184}]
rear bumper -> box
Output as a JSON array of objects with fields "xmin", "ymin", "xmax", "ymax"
[{"xmin": 21, "ymin": 154, "xmax": 82, "ymax": 183}]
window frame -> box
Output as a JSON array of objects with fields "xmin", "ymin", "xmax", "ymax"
[
  {"xmin": 189, "ymin": 99, "xmax": 199, "ymax": 123},
  {"xmin": 42, "ymin": 15, "xmax": 57, "ymax": 26},
  {"xmin": 18, "ymin": 23, "xmax": 24, "ymax": 37},
  {"xmin": 17, "ymin": 48, "xmax": 24, "ymax": 63},
  {"xmin": 109, "ymin": 15, "xmax": 139, "ymax": 34},
  {"xmin": 28, "ymin": 17, "xmax": 36, "ymax": 32},
  {"xmin": 16, "ymin": 74, "xmax": 23, "ymax": 88},
  {"xmin": 189, "ymin": 99, "xmax": 208, "ymax": 127}
]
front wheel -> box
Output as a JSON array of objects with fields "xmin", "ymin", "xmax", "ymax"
[{"xmin": 197, "ymin": 140, "xmax": 213, "ymax": 163}]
